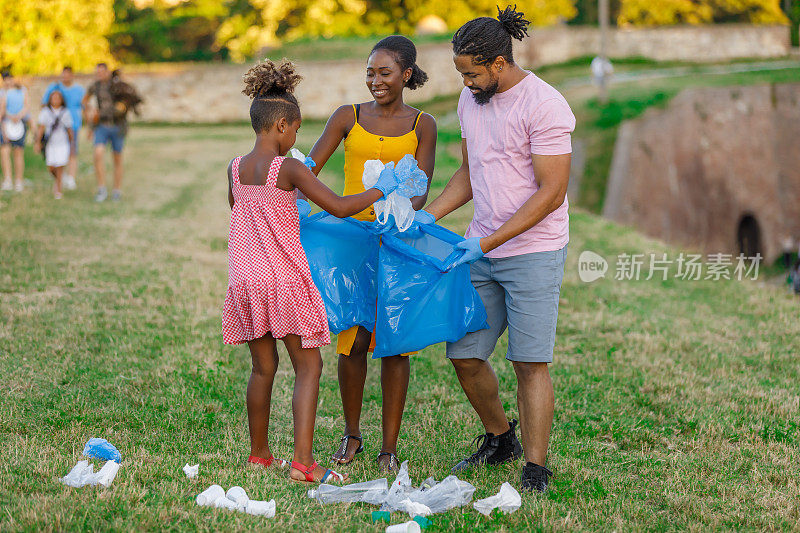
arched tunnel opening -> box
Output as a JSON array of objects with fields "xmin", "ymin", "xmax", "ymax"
[{"xmin": 737, "ymin": 214, "xmax": 762, "ymax": 259}]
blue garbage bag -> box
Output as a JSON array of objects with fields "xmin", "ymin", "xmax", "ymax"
[
  {"xmin": 82, "ymin": 438, "xmax": 121, "ymax": 463},
  {"xmin": 373, "ymin": 224, "xmax": 489, "ymax": 358},
  {"xmin": 299, "ymin": 212, "xmax": 379, "ymax": 334}
]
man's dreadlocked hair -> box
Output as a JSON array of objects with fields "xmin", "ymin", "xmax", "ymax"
[
  {"xmin": 242, "ymin": 59, "xmax": 302, "ymax": 133},
  {"xmin": 452, "ymin": 5, "xmax": 531, "ymax": 66}
]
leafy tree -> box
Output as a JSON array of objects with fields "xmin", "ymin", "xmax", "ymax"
[
  {"xmin": 618, "ymin": 0, "xmax": 788, "ymax": 25},
  {"xmin": 110, "ymin": 0, "xmax": 230, "ymax": 63},
  {"xmin": 216, "ymin": 0, "xmax": 578, "ymax": 62},
  {"xmin": 0, "ymin": 0, "xmax": 113, "ymax": 75}
]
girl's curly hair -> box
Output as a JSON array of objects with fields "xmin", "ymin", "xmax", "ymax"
[{"xmin": 242, "ymin": 59, "xmax": 302, "ymax": 132}]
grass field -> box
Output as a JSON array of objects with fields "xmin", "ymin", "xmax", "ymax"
[{"xmin": 1, "ymin": 116, "xmax": 798, "ymax": 531}]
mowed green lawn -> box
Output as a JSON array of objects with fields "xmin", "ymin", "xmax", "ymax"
[{"xmin": 1, "ymin": 118, "xmax": 799, "ymax": 531}]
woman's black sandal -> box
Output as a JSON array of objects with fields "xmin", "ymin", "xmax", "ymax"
[
  {"xmin": 331, "ymin": 435, "xmax": 363, "ymax": 464},
  {"xmin": 377, "ymin": 451, "xmax": 400, "ymax": 473}
]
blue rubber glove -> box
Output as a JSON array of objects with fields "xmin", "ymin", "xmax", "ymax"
[
  {"xmin": 303, "ymin": 156, "xmax": 316, "ymax": 170},
  {"xmin": 450, "ymin": 237, "xmax": 485, "ymax": 268},
  {"xmin": 372, "ymin": 165, "xmax": 399, "ymax": 198},
  {"xmin": 400, "ymin": 209, "xmax": 435, "ymax": 237},
  {"xmin": 414, "ymin": 209, "xmax": 436, "ymax": 226},
  {"xmin": 374, "ymin": 214, "xmax": 396, "ymax": 235},
  {"xmin": 297, "ymin": 199, "xmax": 311, "ymax": 219}
]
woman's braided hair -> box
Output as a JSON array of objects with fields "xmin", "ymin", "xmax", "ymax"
[
  {"xmin": 452, "ymin": 5, "xmax": 531, "ymax": 66},
  {"xmin": 242, "ymin": 58, "xmax": 302, "ymax": 132}
]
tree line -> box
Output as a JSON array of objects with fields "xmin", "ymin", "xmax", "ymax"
[{"xmin": 0, "ymin": 0, "xmax": 792, "ymax": 74}]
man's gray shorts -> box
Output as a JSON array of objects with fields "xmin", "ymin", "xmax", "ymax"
[{"xmin": 446, "ymin": 245, "xmax": 567, "ymax": 363}]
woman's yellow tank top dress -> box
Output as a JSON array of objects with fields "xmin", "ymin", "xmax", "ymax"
[{"xmin": 337, "ymin": 104, "xmax": 422, "ymax": 355}]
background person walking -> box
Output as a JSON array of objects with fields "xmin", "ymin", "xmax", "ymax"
[
  {"xmin": 83, "ymin": 63, "xmax": 131, "ymax": 202},
  {"xmin": 1, "ymin": 71, "xmax": 29, "ymax": 192},
  {"xmin": 41, "ymin": 67, "xmax": 85, "ymax": 191},
  {"xmin": 35, "ymin": 89, "xmax": 74, "ymax": 199}
]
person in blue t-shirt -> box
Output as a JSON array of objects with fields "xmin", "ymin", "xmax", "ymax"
[
  {"xmin": 1, "ymin": 70, "xmax": 29, "ymax": 192},
  {"xmin": 42, "ymin": 66, "xmax": 85, "ymax": 191}
]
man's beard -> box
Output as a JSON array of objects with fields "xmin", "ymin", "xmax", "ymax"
[{"xmin": 471, "ymin": 76, "xmax": 500, "ymax": 105}]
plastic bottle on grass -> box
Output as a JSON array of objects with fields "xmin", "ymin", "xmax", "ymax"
[{"xmin": 307, "ymin": 478, "xmax": 389, "ymax": 504}]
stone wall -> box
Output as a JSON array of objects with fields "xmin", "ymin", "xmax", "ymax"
[
  {"xmin": 21, "ymin": 24, "xmax": 791, "ymax": 123},
  {"xmin": 603, "ymin": 83, "xmax": 800, "ymax": 264}
]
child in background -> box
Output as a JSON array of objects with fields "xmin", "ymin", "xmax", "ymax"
[
  {"xmin": 223, "ymin": 59, "xmax": 400, "ymax": 484},
  {"xmin": 35, "ymin": 90, "xmax": 74, "ymax": 199}
]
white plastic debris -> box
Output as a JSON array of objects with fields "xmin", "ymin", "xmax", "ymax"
[
  {"xmin": 226, "ymin": 486, "xmax": 249, "ymax": 509},
  {"xmin": 196, "ymin": 485, "xmax": 275, "ymax": 518},
  {"xmin": 380, "ymin": 461, "xmax": 413, "ymax": 512},
  {"xmin": 398, "ymin": 498, "xmax": 432, "ymax": 518},
  {"xmin": 386, "ymin": 520, "xmax": 421, "ymax": 533},
  {"xmin": 61, "ymin": 460, "xmax": 121, "ymax": 488},
  {"xmin": 61, "ymin": 460, "xmax": 95, "ymax": 488},
  {"xmin": 214, "ymin": 496, "xmax": 239, "ymax": 511},
  {"xmin": 307, "ymin": 460, "xmax": 475, "ymax": 516},
  {"xmin": 196, "ymin": 484, "xmax": 225, "ymax": 507},
  {"xmin": 307, "ymin": 478, "xmax": 389, "ymax": 505},
  {"xmin": 183, "ymin": 463, "xmax": 199, "ymax": 479},
  {"xmin": 245, "ymin": 499, "xmax": 276, "ymax": 517},
  {"xmin": 92, "ymin": 460, "xmax": 120, "ymax": 487},
  {"xmin": 473, "ymin": 482, "xmax": 521, "ymax": 516},
  {"xmin": 362, "ymin": 160, "xmax": 415, "ymax": 232},
  {"xmin": 407, "ymin": 475, "xmax": 475, "ymax": 514}
]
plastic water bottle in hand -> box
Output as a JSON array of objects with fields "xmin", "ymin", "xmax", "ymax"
[{"xmin": 363, "ymin": 156, "xmax": 428, "ymax": 232}]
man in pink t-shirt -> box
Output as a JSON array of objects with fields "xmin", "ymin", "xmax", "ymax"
[{"xmin": 420, "ymin": 6, "xmax": 574, "ymax": 493}]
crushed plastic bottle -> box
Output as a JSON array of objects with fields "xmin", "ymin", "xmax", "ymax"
[
  {"xmin": 307, "ymin": 478, "xmax": 389, "ymax": 505},
  {"xmin": 363, "ymin": 157, "xmax": 426, "ymax": 232},
  {"xmin": 403, "ymin": 475, "xmax": 475, "ymax": 514},
  {"xmin": 82, "ymin": 438, "xmax": 121, "ymax": 463},
  {"xmin": 60, "ymin": 459, "xmax": 120, "ymax": 488},
  {"xmin": 380, "ymin": 461, "xmax": 413, "ymax": 512},
  {"xmin": 307, "ymin": 461, "xmax": 475, "ymax": 516},
  {"xmin": 92, "ymin": 460, "xmax": 120, "ymax": 487},
  {"xmin": 61, "ymin": 460, "xmax": 95, "ymax": 488}
]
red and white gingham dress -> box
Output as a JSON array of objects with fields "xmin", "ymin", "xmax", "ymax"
[{"xmin": 222, "ymin": 155, "xmax": 330, "ymax": 348}]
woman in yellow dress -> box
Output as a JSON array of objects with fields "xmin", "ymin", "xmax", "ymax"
[{"xmin": 307, "ymin": 35, "xmax": 437, "ymax": 473}]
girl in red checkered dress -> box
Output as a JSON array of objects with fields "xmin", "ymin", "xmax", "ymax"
[{"xmin": 223, "ymin": 59, "xmax": 400, "ymax": 484}]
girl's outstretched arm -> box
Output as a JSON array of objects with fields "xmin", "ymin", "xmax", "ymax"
[
  {"xmin": 277, "ymin": 158, "xmax": 382, "ymax": 218},
  {"xmin": 306, "ymin": 105, "xmax": 353, "ymax": 175},
  {"xmin": 411, "ymin": 112, "xmax": 437, "ymax": 210}
]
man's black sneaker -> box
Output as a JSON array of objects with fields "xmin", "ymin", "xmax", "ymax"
[
  {"xmin": 520, "ymin": 462, "xmax": 553, "ymax": 493},
  {"xmin": 452, "ymin": 419, "xmax": 524, "ymax": 472}
]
